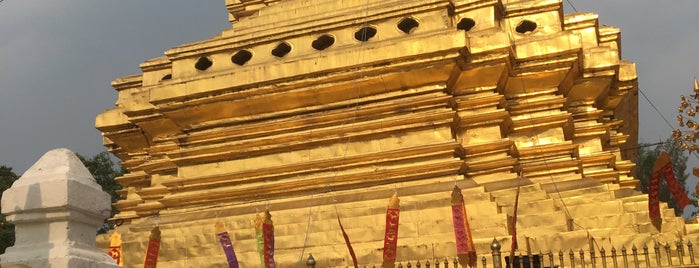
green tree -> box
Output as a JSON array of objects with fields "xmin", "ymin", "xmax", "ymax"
[
  {"xmin": 636, "ymin": 138, "xmax": 696, "ymax": 216},
  {"xmin": 76, "ymin": 152, "xmax": 124, "ymax": 234},
  {"xmin": 76, "ymin": 151, "xmax": 124, "ymax": 206},
  {"xmin": 0, "ymin": 165, "xmax": 19, "ymax": 254}
]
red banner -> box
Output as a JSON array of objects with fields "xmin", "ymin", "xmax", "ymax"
[
  {"xmin": 383, "ymin": 192, "xmax": 400, "ymax": 268},
  {"xmin": 661, "ymin": 162, "xmax": 692, "ymax": 209},
  {"xmin": 648, "ymin": 170, "xmax": 661, "ymax": 219},
  {"xmin": 338, "ymin": 216, "xmax": 358, "ymax": 268},
  {"xmin": 263, "ymin": 210, "xmax": 276, "ymax": 268},
  {"xmin": 383, "ymin": 208, "xmax": 400, "ymax": 260},
  {"xmin": 108, "ymin": 231, "xmax": 122, "ymax": 265},
  {"xmin": 143, "ymin": 226, "xmax": 161, "ymax": 268},
  {"xmin": 649, "ymin": 152, "xmax": 692, "ymax": 220}
]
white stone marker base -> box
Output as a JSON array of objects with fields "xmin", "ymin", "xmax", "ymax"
[{"xmin": 1, "ymin": 148, "xmax": 120, "ymax": 268}]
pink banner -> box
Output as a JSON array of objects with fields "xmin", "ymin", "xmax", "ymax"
[{"xmin": 452, "ymin": 204, "xmax": 470, "ymax": 254}]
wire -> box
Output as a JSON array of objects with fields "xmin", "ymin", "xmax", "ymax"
[
  {"xmin": 639, "ymin": 87, "xmax": 699, "ymax": 161},
  {"xmin": 565, "ymin": 0, "xmax": 578, "ymax": 13},
  {"xmin": 639, "ymin": 88, "xmax": 675, "ymax": 130},
  {"xmin": 297, "ymin": 1, "xmax": 373, "ymax": 266}
]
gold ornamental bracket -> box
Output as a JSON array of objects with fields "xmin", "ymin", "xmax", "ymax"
[{"xmin": 675, "ymin": 78, "xmax": 699, "ymax": 153}]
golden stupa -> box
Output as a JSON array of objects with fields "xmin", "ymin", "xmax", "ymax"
[{"xmin": 95, "ymin": 0, "xmax": 697, "ymax": 267}]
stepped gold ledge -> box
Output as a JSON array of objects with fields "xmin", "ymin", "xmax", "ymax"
[
  {"xmin": 166, "ymin": 112, "xmax": 454, "ymax": 164},
  {"xmin": 94, "ymin": 108, "xmax": 131, "ymax": 132},
  {"xmin": 462, "ymin": 139, "xmax": 516, "ymax": 157},
  {"xmin": 152, "ymin": 31, "xmax": 465, "ymax": 106},
  {"xmin": 451, "ymin": 0, "xmax": 499, "ymax": 12},
  {"xmin": 510, "ymin": 112, "xmax": 573, "ymax": 136},
  {"xmin": 92, "ymin": 1, "xmax": 670, "ymax": 266},
  {"xmin": 580, "ymin": 154, "xmax": 615, "ymax": 168},
  {"xmin": 449, "ymin": 64, "xmax": 507, "ymax": 93},
  {"xmin": 463, "ymin": 157, "xmax": 518, "ymax": 172},
  {"xmin": 503, "ymin": 0, "xmax": 561, "ymax": 18},
  {"xmin": 453, "ymin": 92, "xmax": 506, "ymax": 110},
  {"xmin": 563, "ymin": 12, "xmax": 598, "ymax": 31},
  {"xmin": 507, "ymin": 95, "xmax": 567, "ymax": 115},
  {"xmin": 512, "ymin": 31, "xmax": 582, "ymax": 61},
  {"xmin": 114, "ymin": 171, "xmax": 150, "ymax": 187},
  {"xmin": 151, "ymin": 61, "xmax": 458, "ymax": 131},
  {"xmin": 160, "ymin": 160, "xmax": 464, "ymax": 208},
  {"xmin": 162, "ymin": 142, "xmax": 460, "ymax": 192},
  {"xmin": 219, "ymin": 0, "xmax": 450, "ymax": 50},
  {"xmin": 158, "ymin": 87, "xmax": 450, "ymax": 146},
  {"xmin": 164, "ymin": 97, "xmax": 452, "ymax": 150},
  {"xmin": 457, "ymin": 109, "xmax": 511, "ymax": 128},
  {"xmin": 517, "ymin": 143, "xmax": 578, "ymax": 159}
]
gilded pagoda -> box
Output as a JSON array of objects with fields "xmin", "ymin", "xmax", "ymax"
[{"xmin": 95, "ymin": 0, "xmax": 697, "ymax": 267}]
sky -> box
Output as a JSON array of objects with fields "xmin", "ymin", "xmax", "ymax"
[{"xmin": 0, "ymin": 1, "xmax": 698, "ymax": 189}]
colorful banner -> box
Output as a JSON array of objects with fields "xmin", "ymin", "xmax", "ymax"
[
  {"xmin": 649, "ymin": 169, "xmax": 661, "ymax": 218},
  {"xmin": 661, "ymin": 161, "xmax": 692, "ymax": 208},
  {"xmin": 255, "ymin": 213, "xmax": 265, "ymax": 268},
  {"xmin": 143, "ymin": 226, "xmax": 161, "ymax": 268},
  {"xmin": 451, "ymin": 185, "xmax": 477, "ymax": 268},
  {"xmin": 649, "ymin": 152, "xmax": 692, "ymax": 219},
  {"xmin": 216, "ymin": 221, "xmax": 239, "ymax": 268},
  {"xmin": 108, "ymin": 230, "xmax": 122, "ymax": 265},
  {"xmin": 382, "ymin": 192, "xmax": 400, "ymax": 268},
  {"xmin": 262, "ymin": 210, "xmax": 276, "ymax": 268},
  {"xmin": 508, "ymin": 179, "xmax": 522, "ymax": 266},
  {"xmin": 337, "ymin": 215, "xmax": 358, "ymax": 268}
]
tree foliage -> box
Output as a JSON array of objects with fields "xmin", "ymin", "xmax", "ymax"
[
  {"xmin": 636, "ymin": 139, "xmax": 696, "ymax": 216},
  {"xmin": 76, "ymin": 152, "xmax": 124, "ymax": 234},
  {"xmin": 0, "ymin": 165, "xmax": 19, "ymax": 254},
  {"xmin": 76, "ymin": 151, "xmax": 124, "ymax": 206}
]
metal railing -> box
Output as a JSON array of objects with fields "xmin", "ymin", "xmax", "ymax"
[{"xmin": 304, "ymin": 239, "xmax": 699, "ymax": 268}]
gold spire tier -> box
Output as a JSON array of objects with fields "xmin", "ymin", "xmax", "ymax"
[{"xmin": 96, "ymin": 0, "xmax": 692, "ymax": 267}]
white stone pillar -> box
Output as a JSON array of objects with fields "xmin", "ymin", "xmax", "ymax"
[{"xmin": 0, "ymin": 148, "xmax": 120, "ymax": 268}]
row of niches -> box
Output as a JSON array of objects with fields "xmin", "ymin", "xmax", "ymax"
[{"xmin": 160, "ymin": 16, "xmax": 539, "ymax": 80}]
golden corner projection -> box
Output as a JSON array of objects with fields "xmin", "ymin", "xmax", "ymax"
[{"xmin": 95, "ymin": 0, "xmax": 689, "ymax": 267}]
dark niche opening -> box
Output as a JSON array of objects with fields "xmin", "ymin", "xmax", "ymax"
[
  {"xmin": 231, "ymin": 50, "xmax": 253, "ymax": 66},
  {"xmin": 457, "ymin": 18, "xmax": 476, "ymax": 32},
  {"xmin": 271, "ymin": 42, "xmax": 292, "ymax": 58},
  {"xmin": 397, "ymin": 17, "xmax": 419, "ymax": 34},
  {"xmin": 194, "ymin": 56, "xmax": 213, "ymax": 71},
  {"xmin": 516, "ymin": 20, "xmax": 537, "ymax": 34},
  {"xmin": 312, "ymin": 34, "xmax": 335, "ymax": 51},
  {"xmin": 354, "ymin": 26, "xmax": 377, "ymax": 42}
]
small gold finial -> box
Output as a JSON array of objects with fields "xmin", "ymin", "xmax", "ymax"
[
  {"xmin": 451, "ymin": 185, "xmax": 464, "ymax": 204},
  {"xmin": 388, "ymin": 191, "xmax": 400, "ymax": 209},
  {"xmin": 264, "ymin": 209, "xmax": 273, "ymax": 224},
  {"xmin": 149, "ymin": 226, "xmax": 161, "ymax": 241},
  {"xmin": 254, "ymin": 213, "xmax": 264, "ymax": 230},
  {"xmin": 215, "ymin": 221, "xmax": 226, "ymax": 233}
]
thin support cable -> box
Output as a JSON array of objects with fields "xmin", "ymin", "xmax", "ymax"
[
  {"xmin": 298, "ymin": 0, "xmax": 373, "ymax": 266},
  {"xmin": 565, "ymin": 0, "xmax": 578, "ymax": 13},
  {"xmin": 639, "ymin": 88, "xmax": 675, "ymax": 129},
  {"xmin": 639, "ymin": 87, "xmax": 699, "ymax": 160},
  {"xmin": 515, "ymin": 79, "xmax": 584, "ymax": 232},
  {"xmin": 297, "ymin": 195, "xmax": 315, "ymax": 267}
]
